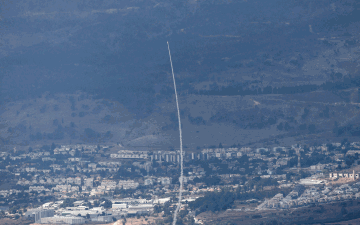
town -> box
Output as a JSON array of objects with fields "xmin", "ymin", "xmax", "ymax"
[{"xmin": 0, "ymin": 140, "xmax": 360, "ymax": 224}]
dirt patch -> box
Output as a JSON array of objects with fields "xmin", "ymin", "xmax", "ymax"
[{"xmin": 0, "ymin": 218, "xmax": 33, "ymax": 225}]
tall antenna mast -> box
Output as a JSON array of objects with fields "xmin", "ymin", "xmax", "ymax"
[{"xmin": 167, "ymin": 41, "xmax": 184, "ymax": 225}]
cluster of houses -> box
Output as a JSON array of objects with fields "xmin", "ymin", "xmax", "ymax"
[
  {"xmin": 53, "ymin": 145, "xmax": 100, "ymax": 155},
  {"xmin": 110, "ymin": 150, "xmax": 148, "ymax": 159},
  {"xmin": 91, "ymin": 179, "xmax": 140, "ymax": 195},
  {"xmin": 18, "ymin": 177, "xmax": 91, "ymax": 186},
  {"xmin": 2, "ymin": 141, "xmax": 360, "ymax": 223},
  {"xmin": 329, "ymin": 170, "xmax": 360, "ymax": 180},
  {"xmin": 24, "ymin": 197, "xmax": 171, "ymax": 224},
  {"xmin": 110, "ymin": 146, "xmax": 293, "ymax": 164},
  {"xmin": 7, "ymin": 175, "xmax": 175, "ymax": 198},
  {"xmin": 257, "ymin": 182, "xmax": 360, "ymax": 210}
]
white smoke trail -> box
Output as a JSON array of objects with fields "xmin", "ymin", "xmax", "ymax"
[{"xmin": 167, "ymin": 41, "xmax": 184, "ymax": 225}]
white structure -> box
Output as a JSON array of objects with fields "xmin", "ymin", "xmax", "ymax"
[
  {"xmin": 100, "ymin": 180, "xmax": 117, "ymax": 190},
  {"xmin": 128, "ymin": 204, "xmax": 154, "ymax": 215},
  {"xmin": 61, "ymin": 206, "xmax": 105, "ymax": 217},
  {"xmin": 118, "ymin": 180, "xmax": 139, "ymax": 189},
  {"xmin": 84, "ymin": 178, "xmax": 94, "ymax": 187},
  {"xmin": 112, "ymin": 203, "xmax": 127, "ymax": 209},
  {"xmin": 144, "ymin": 178, "xmax": 153, "ymax": 186},
  {"xmin": 256, "ymin": 148, "xmax": 269, "ymax": 153},
  {"xmin": 329, "ymin": 170, "xmax": 359, "ymax": 180},
  {"xmin": 346, "ymin": 150, "xmax": 360, "ymax": 156},
  {"xmin": 25, "ymin": 209, "xmax": 54, "ymax": 223},
  {"xmin": 153, "ymin": 197, "xmax": 171, "ymax": 205},
  {"xmin": 110, "ymin": 150, "xmax": 148, "ymax": 159},
  {"xmin": 310, "ymin": 164, "xmax": 326, "ymax": 171},
  {"xmin": 158, "ymin": 177, "xmax": 171, "ymax": 185},
  {"xmin": 29, "ymin": 186, "xmax": 49, "ymax": 193},
  {"xmin": 40, "ymin": 216, "xmax": 85, "ymax": 224},
  {"xmin": 299, "ymin": 179, "xmax": 325, "ymax": 185}
]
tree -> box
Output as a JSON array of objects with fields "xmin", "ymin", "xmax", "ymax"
[
  {"xmin": 60, "ymin": 198, "xmax": 75, "ymax": 208},
  {"xmin": 93, "ymin": 200, "xmax": 100, "ymax": 207},
  {"xmin": 100, "ymin": 198, "xmax": 112, "ymax": 209},
  {"xmin": 341, "ymin": 138, "xmax": 348, "ymax": 146},
  {"xmin": 284, "ymin": 122, "xmax": 291, "ymax": 131},
  {"xmin": 302, "ymin": 108, "xmax": 310, "ymax": 119},
  {"xmin": 154, "ymin": 204, "xmax": 162, "ymax": 213},
  {"xmin": 188, "ymin": 190, "xmax": 236, "ymax": 214},
  {"xmin": 341, "ymin": 206, "xmax": 347, "ymax": 215},
  {"xmin": 74, "ymin": 149, "xmax": 81, "ymax": 157},
  {"xmin": 179, "ymin": 209, "xmax": 188, "ymax": 218},
  {"xmin": 308, "ymin": 124, "xmax": 316, "ymax": 133},
  {"xmin": 51, "ymin": 142, "xmax": 56, "ymax": 151}
]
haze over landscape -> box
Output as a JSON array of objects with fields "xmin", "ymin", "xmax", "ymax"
[
  {"xmin": 1, "ymin": 0, "xmax": 360, "ymax": 150},
  {"xmin": 2, "ymin": 1, "xmax": 360, "ymax": 224}
]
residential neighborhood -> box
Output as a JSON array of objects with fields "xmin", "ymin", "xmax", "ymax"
[{"xmin": 1, "ymin": 140, "xmax": 360, "ymax": 224}]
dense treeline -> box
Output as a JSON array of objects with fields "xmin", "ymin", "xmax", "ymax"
[
  {"xmin": 188, "ymin": 191, "xmax": 236, "ymax": 214},
  {"xmin": 198, "ymin": 83, "xmax": 319, "ymax": 96},
  {"xmin": 29, "ymin": 125, "xmax": 113, "ymax": 142},
  {"xmin": 193, "ymin": 176, "xmax": 221, "ymax": 186},
  {"xmin": 195, "ymin": 76, "xmax": 360, "ymax": 97},
  {"xmin": 300, "ymin": 149, "xmax": 332, "ymax": 167},
  {"xmin": 188, "ymin": 188, "xmax": 291, "ymax": 215},
  {"xmin": 334, "ymin": 122, "xmax": 360, "ymax": 137}
]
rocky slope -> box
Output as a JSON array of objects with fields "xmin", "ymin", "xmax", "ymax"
[{"xmin": 1, "ymin": 0, "xmax": 360, "ymax": 149}]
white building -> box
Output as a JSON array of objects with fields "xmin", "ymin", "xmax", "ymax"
[
  {"xmin": 84, "ymin": 178, "xmax": 94, "ymax": 187},
  {"xmin": 40, "ymin": 216, "xmax": 85, "ymax": 224},
  {"xmin": 158, "ymin": 177, "xmax": 171, "ymax": 185},
  {"xmin": 29, "ymin": 186, "xmax": 49, "ymax": 193},
  {"xmin": 144, "ymin": 178, "xmax": 153, "ymax": 186},
  {"xmin": 110, "ymin": 150, "xmax": 148, "ymax": 159},
  {"xmin": 118, "ymin": 180, "xmax": 139, "ymax": 189},
  {"xmin": 25, "ymin": 209, "xmax": 54, "ymax": 223},
  {"xmin": 112, "ymin": 203, "xmax": 127, "ymax": 209}
]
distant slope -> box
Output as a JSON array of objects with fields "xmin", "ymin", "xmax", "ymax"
[{"xmin": 1, "ymin": 0, "xmax": 360, "ymax": 148}]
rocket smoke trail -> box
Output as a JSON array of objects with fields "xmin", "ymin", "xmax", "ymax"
[{"xmin": 167, "ymin": 41, "xmax": 184, "ymax": 225}]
